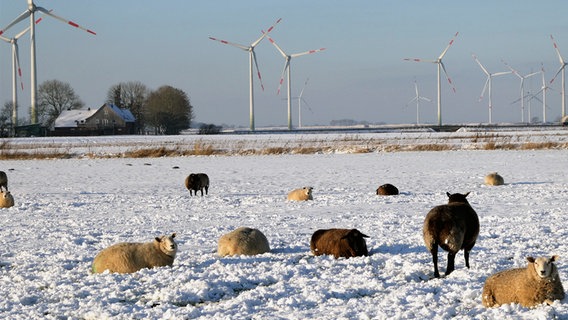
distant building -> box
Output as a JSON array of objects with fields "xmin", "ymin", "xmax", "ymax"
[{"xmin": 53, "ymin": 103, "xmax": 136, "ymax": 136}]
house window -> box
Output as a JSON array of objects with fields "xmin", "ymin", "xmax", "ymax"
[
  {"xmin": 95, "ymin": 119, "xmax": 100, "ymax": 124},
  {"xmin": 104, "ymin": 119, "xmax": 109, "ymax": 126}
]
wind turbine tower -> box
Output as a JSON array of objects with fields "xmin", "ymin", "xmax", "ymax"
[
  {"xmin": 0, "ymin": 28, "xmax": 29, "ymax": 129},
  {"xmin": 1, "ymin": 0, "xmax": 96, "ymax": 125},
  {"xmin": 209, "ymin": 18, "xmax": 281, "ymax": 131},
  {"xmin": 550, "ymin": 35, "xmax": 567, "ymax": 119},
  {"xmin": 472, "ymin": 54, "xmax": 511, "ymax": 124},
  {"xmin": 266, "ymin": 35, "xmax": 325, "ymax": 130},
  {"xmin": 404, "ymin": 32, "xmax": 458, "ymax": 126}
]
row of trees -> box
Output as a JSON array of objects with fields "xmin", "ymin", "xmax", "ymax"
[{"xmin": 1, "ymin": 80, "xmax": 194, "ymax": 135}]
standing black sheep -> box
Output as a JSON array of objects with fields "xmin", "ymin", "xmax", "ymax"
[
  {"xmin": 423, "ymin": 192, "xmax": 480, "ymax": 278},
  {"xmin": 0, "ymin": 171, "xmax": 8, "ymax": 192},
  {"xmin": 184, "ymin": 173, "xmax": 209, "ymax": 196}
]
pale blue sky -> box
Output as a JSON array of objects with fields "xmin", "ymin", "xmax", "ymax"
[{"xmin": 1, "ymin": 1, "xmax": 567, "ymax": 127}]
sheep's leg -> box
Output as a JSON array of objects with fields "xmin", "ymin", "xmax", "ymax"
[
  {"xmin": 200, "ymin": 188, "xmax": 204, "ymax": 196},
  {"xmin": 205, "ymin": 186, "xmax": 209, "ymax": 195},
  {"xmin": 464, "ymin": 250, "xmax": 470, "ymax": 269},
  {"xmin": 445, "ymin": 251, "xmax": 456, "ymax": 276},
  {"xmin": 431, "ymin": 246, "xmax": 440, "ymax": 278}
]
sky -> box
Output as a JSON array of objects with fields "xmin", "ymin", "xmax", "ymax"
[{"xmin": 1, "ymin": 0, "xmax": 568, "ymax": 128}]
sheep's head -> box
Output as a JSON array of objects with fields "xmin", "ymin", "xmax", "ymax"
[
  {"xmin": 304, "ymin": 187, "xmax": 313, "ymax": 196},
  {"xmin": 156, "ymin": 233, "xmax": 178, "ymax": 256},
  {"xmin": 528, "ymin": 255, "xmax": 559, "ymax": 279},
  {"xmin": 342, "ymin": 229, "xmax": 369, "ymax": 256},
  {"xmin": 446, "ymin": 192, "xmax": 470, "ymax": 204}
]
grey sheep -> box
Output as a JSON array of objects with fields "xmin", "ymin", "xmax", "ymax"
[
  {"xmin": 423, "ymin": 192, "xmax": 480, "ymax": 278},
  {"xmin": 185, "ymin": 173, "xmax": 209, "ymax": 196},
  {"xmin": 310, "ymin": 228, "xmax": 369, "ymax": 259},
  {"xmin": 482, "ymin": 255, "xmax": 565, "ymax": 308}
]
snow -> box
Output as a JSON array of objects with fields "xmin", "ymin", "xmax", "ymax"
[{"xmin": 1, "ymin": 134, "xmax": 567, "ymax": 319}]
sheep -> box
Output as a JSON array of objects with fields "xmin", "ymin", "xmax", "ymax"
[
  {"xmin": 376, "ymin": 183, "xmax": 399, "ymax": 196},
  {"xmin": 484, "ymin": 172, "xmax": 504, "ymax": 186},
  {"xmin": 310, "ymin": 228, "xmax": 369, "ymax": 259},
  {"xmin": 482, "ymin": 255, "xmax": 565, "ymax": 308},
  {"xmin": 0, "ymin": 171, "xmax": 7, "ymax": 192},
  {"xmin": 217, "ymin": 227, "xmax": 270, "ymax": 256},
  {"xmin": 423, "ymin": 192, "xmax": 480, "ymax": 278},
  {"xmin": 0, "ymin": 191, "xmax": 14, "ymax": 208},
  {"xmin": 185, "ymin": 173, "xmax": 209, "ymax": 196},
  {"xmin": 287, "ymin": 187, "xmax": 313, "ymax": 201},
  {"xmin": 92, "ymin": 233, "xmax": 177, "ymax": 274}
]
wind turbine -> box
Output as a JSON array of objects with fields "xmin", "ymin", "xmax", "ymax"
[
  {"xmin": 266, "ymin": 34, "xmax": 325, "ymax": 130},
  {"xmin": 209, "ymin": 18, "xmax": 282, "ymax": 131},
  {"xmin": 406, "ymin": 79, "xmax": 431, "ymax": 125},
  {"xmin": 550, "ymin": 34, "xmax": 567, "ymax": 119},
  {"xmin": 0, "ymin": 0, "xmax": 96, "ymax": 125},
  {"xmin": 296, "ymin": 77, "xmax": 312, "ymax": 128},
  {"xmin": 404, "ymin": 32, "xmax": 458, "ymax": 126},
  {"xmin": 532, "ymin": 65, "xmax": 552, "ymax": 123},
  {"xmin": 502, "ymin": 61, "xmax": 539, "ymax": 123},
  {"xmin": 472, "ymin": 54, "xmax": 511, "ymax": 124},
  {"xmin": 0, "ymin": 14, "xmax": 44, "ymax": 131}
]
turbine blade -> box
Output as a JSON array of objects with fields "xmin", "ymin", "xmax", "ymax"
[
  {"xmin": 550, "ymin": 34, "xmax": 565, "ymax": 65},
  {"xmin": 251, "ymin": 50, "xmax": 264, "ymax": 91},
  {"xmin": 438, "ymin": 32, "xmax": 459, "ymax": 60},
  {"xmin": 0, "ymin": 10, "xmax": 31, "ymax": 36},
  {"xmin": 36, "ymin": 7, "xmax": 96, "ymax": 35},
  {"xmin": 502, "ymin": 60, "xmax": 522, "ymax": 79},
  {"xmin": 276, "ymin": 61, "xmax": 289, "ymax": 95},
  {"xmin": 251, "ymin": 18, "xmax": 282, "ymax": 47},
  {"xmin": 208, "ymin": 37, "xmax": 249, "ymax": 51},
  {"xmin": 299, "ymin": 77, "xmax": 309, "ymax": 97},
  {"xmin": 14, "ymin": 43, "xmax": 24, "ymax": 91},
  {"xmin": 492, "ymin": 71, "xmax": 512, "ymax": 77},
  {"xmin": 290, "ymin": 48, "xmax": 326, "ymax": 58},
  {"xmin": 550, "ymin": 65, "xmax": 564, "ymax": 84},
  {"xmin": 266, "ymin": 35, "xmax": 288, "ymax": 58},
  {"xmin": 472, "ymin": 54, "xmax": 490, "ymax": 76},
  {"xmin": 404, "ymin": 58, "xmax": 436, "ymax": 63},
  {"xmin": 479, "ymin": 77, "xmax": 489, "ymax": 101},
  {"xmin": 440, "ymin": 61, "xmax": 456, "ymax": 93}
]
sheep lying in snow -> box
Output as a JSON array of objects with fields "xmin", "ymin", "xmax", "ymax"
[
  {"xmin": 0, "ymin": 191, "xmax": 14, "ymax": 208},
  {"xmin": 218, "ymin": 227, "xmax": 270, "ymax": 256},
  {"xmin": 310, "ymin": 228, "xmax": 369, "ymax": 258},
  {"xmin": 185, "ymin": 173, "xmax": 209, "ymax": 196},
  {"xmin": 484, "ymin": 172, "xmax": 504, "ymax": 186},
  {"xmin": 423, "ymin": 192, "xmax": 480, "ymax": 278},
  {"xmin": 0, "ymin": 171, "xmax": 7, "ymax": 192},
  {"xmin": 92, "ymin": 233, "xmax": 178, "ymax": 274},
  {"xmin": 287, "ymin": 187, "xmax": 313, "ymax": 201},
  {"xmin": 376, "ymin": 183, "xmax": 399, "ymax": 196},
  {"xmin": 482, "ymin": 255, "xmax": 565, "ymax": 308}
]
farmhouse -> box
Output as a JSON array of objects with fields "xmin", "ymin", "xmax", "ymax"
[{"xmin": 53, "ymin": 103, "xmax": 136, "ymax": 136}]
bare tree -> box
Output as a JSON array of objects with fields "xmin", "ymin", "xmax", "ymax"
[
  {"xmin": 37, "ymin": 80, "xmax": 84, "ymax": 129},
  {"xmin": 107, "ymin": 81, "xmax": 149, "ymax": 134},
  {"xmin": 144, "ymin": 85, "xmax": 194, "ymax": 135}
]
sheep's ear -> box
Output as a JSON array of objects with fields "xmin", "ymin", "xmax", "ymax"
[
  {"xmin": 360, "ymin": 233, "xmax": 370, "ymax": 238},
  {"xmin": 550, "ymin": 255, "xmax": 559, "ymax": 262},
  {"xmin": 446, "ymin": 192, "xmax": 451, "ymax": 197},
  {"xmin": 171, "ymin": 233, "xmax": 176, "ymax": 238},
  {"xmin": 527, "ymin": 257, "xmax": 535, "ymax": 263},
  {"xmin": 464, "ymin": 192, "xmax": 470, "ymax": 197},
  {"xmin": 155, "ymin": 237, "xmax": 162, "ymax": 243}
]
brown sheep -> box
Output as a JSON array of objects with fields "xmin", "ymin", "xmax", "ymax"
[
  {"xmin": 376, "ymin": 183, "xmax": 399, "ymax": 196},
  {"xmin": 185, "ymin": 173, "xmax": 209, "ymax": 196},
  {"xmin": 484, "ymin": 172, "xmax": 504, "ymax": 186},
  {"xmin": 0, "ymin": 191, "xmax": 14, "ymax": 208},
  {"xmin": 310, "ymin": 228, "xmax": 369, "ymax": 259},
  {"xmin": 423, "ymin": 192, "xmax": 480, "ymax": 278},
  {"xmin": 92, "ymin": 233, "xmax": 177, "ymax": 274},
  {"xmin": 482, "ymin": 255, "xmax": 565, "ymax": 308},
  {"xmin": 218, "ymin": 227, "xmax": 270, "ymax": 256},
  {"xmin": 0, "ymin": 171, "xmax": 7, "ymax": 192},
  {"xmin": 287, "ymin": 187, "xmax": 313, "ymax": 201}
]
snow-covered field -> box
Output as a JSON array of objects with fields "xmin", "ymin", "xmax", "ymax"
[{"xmin": 1, "ymin": 133, "xmax": 568, "ymax": 319}]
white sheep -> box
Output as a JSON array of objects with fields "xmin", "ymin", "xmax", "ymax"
[
  {"xmin": 218, "ymin": 227, "xmax": 270, "ymax": 256},
  {"xmin": 484, "ymin": 172, "xmax": 504, "ymax": 186},
  {"xmin": 0, "ymin": 191, "xmax": 14, "ymax": 208},
  {"xmin": 287, "ymin": 187, "xmax": 313, "ymax": 201},
  {"xmin": 482, "ymin": 255, "xmax": 565, "ymax": 308},
  {"xmin": 92, "ymin": 233, "xmax": 177, "ymax": 274}
]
